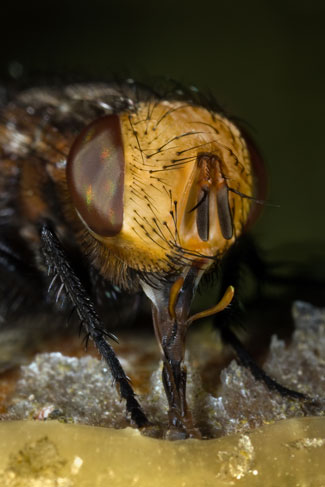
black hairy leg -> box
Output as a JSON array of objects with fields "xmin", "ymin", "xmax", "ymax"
[
  {"xmin": 40, "ymin": 222, "xmax": 149, "ymax": 428},
  {"xmin": 220, "ymin": 326, "xmax": 305, "ymax": 400},
  {"xmin": 214, "ymin": 235, "xmax": 307, "ymax": 401}
]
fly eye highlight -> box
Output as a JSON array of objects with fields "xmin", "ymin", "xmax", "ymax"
[{"xmin": 66, "ymin": 115, "xmax": 125, "ymax": 237}]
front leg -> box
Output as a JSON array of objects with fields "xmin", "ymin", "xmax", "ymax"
[
  {"xmin": 152, "ymin": 303, "xmax": 197, "ymax": 438},
  {"xmin": 40, "ymin": 223, "xmax": 149, "ymax": 428},
  {"xmin": 141, "ymin": 266, "xmax": 235, "ymax": 438},
  {"xmin": 141, "ymin": 268, "xmax": 206, "ymax": 439}
]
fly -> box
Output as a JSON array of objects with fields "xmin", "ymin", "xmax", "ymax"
[{"xmin": 0, "ymin": 80, "xmax": 302, "ymax": 439}]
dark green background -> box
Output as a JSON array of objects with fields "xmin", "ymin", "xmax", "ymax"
[{"xmin": 1, "ymin": 0, "xmax": 325, "ymax": 264}]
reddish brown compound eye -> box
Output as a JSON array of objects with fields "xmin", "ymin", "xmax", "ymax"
[
  {"xmin": 67, "ymin": 115, "xmax": 124, "ymax": 237},
  {"xmin": 240, "ymin": 129, "xmax": 267, "ymax": 230}
]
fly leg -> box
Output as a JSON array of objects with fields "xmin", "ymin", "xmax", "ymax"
[
  {"xmin": 141, "ymin": 267, "xmax": 205, "ymax": 439},
  {"xmin": 216, "ymin": 234, "xmax": 308, "ymax": 401},
  {"xmin": 40, "ymin": 222, "xmax": 149, "ymax": 428},
  {"xmin": 221, "ymin": 326, "xmax": 306, "ymax": 399},
  {"xmin": 141, "ymin": 266, "xmax": 235, "ymax": 438},
  {"xmin": 152, "ymin": 301, "xmax": 197, "ymax": 438}
]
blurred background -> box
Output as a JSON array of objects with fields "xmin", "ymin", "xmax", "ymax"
[{"xmin": 1, "ymin": 0, "xmax": 325, "ymax": 281}]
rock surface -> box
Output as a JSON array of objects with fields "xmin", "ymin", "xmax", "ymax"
[{"xmin": 2, "ymin": 301, "xmax": 325, "ymax": 438}]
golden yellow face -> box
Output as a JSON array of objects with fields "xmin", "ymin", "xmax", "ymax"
[{"xmin": 67, "ymin": 101, "xmax": 254, "ymax": 277}]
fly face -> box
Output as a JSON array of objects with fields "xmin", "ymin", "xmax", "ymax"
[
  {"xmin": 67, "ymin": 101, "xmax": 253, "ymax": 280},
  {"xmin": 0, "ymin": 82, "xmax": 262, "ymax": 438}
]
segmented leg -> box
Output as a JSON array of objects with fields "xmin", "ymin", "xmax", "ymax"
[
  {"xmin": 40, "ymin": 222, "xmax": 149, "ymax": 428},
  {"xmin": 141, "ymin": 268, "xmax": 204, "ymax": 438},
  {"xmin": 151, "ymin": 302, "xmax": 196, "ymax": 437},
  {"xmin": 221, "ymin": 326, "xmax": 306, "ymax": 399},
  {"xmin": 216, "ymin": 235, "xmax": 307, "ymax": 401}
]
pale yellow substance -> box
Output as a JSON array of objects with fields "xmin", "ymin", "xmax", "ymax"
[{"xmin": 0, "ymin": 418, "xmax": 324, "ymax": 486}]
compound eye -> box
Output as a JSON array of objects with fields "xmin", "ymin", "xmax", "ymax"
[
  {"xmin": 241, "ymin": 130, "xmax": 267, "ymax": 229},
  {"xmin": 67, "ymin": 115, "xmax": 124, "ymax": 237}
]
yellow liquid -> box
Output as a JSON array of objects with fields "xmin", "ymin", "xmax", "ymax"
[{"xmin": 0, "ymin": 418, "xmax": 324, "ymax": 486}]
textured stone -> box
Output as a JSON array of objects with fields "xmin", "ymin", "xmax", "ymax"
[{"xmin": 3, "ymin": 301, "xmax": 325, "ymax": 439}]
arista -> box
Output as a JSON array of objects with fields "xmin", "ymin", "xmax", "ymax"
[{"xmin": 0, "ymin": 80, "xmax": 272, "ymax": 438}]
